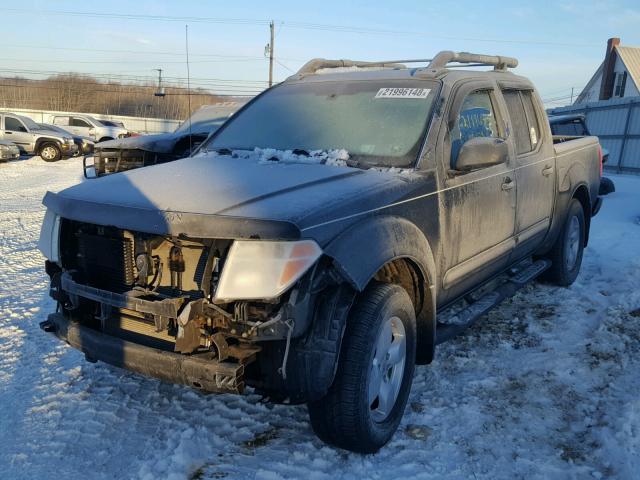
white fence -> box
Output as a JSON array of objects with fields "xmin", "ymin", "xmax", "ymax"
[{"xmin": 0, "ymin": 107, "xmax": 181, "ymax": 134}]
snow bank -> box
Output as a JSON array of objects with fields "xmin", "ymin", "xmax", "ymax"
[{"xmin": 0, "ymin": 157, "xmax": 639, "ymax": 479}]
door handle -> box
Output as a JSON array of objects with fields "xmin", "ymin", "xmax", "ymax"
[
  {"xmin": 542, "ymin": 165, "xmax": 554, "ymax": 177},
  {"xmin": 501, "ymin": 178, "xmax": 515, "ymax": 191},
  {"xmin": 5, "ymin": 131, "xmax": 12, "ymax": 134}
]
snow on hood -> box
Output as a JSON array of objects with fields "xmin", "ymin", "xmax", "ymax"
[{"xmin": 196, "ymin": 147, "xmax": 350, "ymax": 167}]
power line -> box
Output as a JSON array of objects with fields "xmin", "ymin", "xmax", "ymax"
[
  {"xmin": 0, "ymin": 82, "xmax": 257, "ymax": 97},
  {"xmin": 0, "ymin": 67, "xmax": 269, "ymax": 84},
  {"xmin": 0, "ymin": 73, "xmax": 266, "ymax": 94},
  {"xmin": 0, "ymin": 56, "xmax": 269, "ymax": 65},
  {"xmin": 3, "ymin": 8, "xmax": 601, "ymax": 48},
  {"xmin": 0, "ymin": 69, "xmax": 268, "ymax": 92},
  {"xmin": 1, "ymin": 43, "xmax": 306, "ymax": 63}
]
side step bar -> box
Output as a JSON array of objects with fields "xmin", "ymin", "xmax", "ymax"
[{"xmin": 435, "ymin": 259, "xmax": 551, "ymax": 345}]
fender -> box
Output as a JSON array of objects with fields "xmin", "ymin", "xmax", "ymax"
[
  {"xmin": 324, "ymin": 215, "xmax": 437, "ymax": 295},
  {"xmin": 35, "ymin": 137, "xmax": 63, "ymax": 153},
  {"xmin": 282, "ymin": 216, "xmax": 438, "ymax": 400},
  {"xmin": 538, "ymin": 179, "xmax": 592, "ymax": 255},
  {"xmin": 325, "ymin": 214, "xmax": 437, "ymax": 363}
]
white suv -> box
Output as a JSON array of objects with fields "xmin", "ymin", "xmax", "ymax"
[{"xmin": 52, "ymin": 115, "xmax": 128, "ymax": 143}]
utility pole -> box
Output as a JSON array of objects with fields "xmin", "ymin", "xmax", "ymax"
[
  {"xmin": 570, "ymin": 87, "xmax": 574, "ymax": 104},
  {"xmin": 268, "ymin": 21, "xmax": 274, "ymax": 87},
  {"xmin": 153, "ymin": 68, "xmax": 165, "ymax": 118},
  {"xmin": 154, "ymin": 68, "xmax": 165, "ymax": 97}
]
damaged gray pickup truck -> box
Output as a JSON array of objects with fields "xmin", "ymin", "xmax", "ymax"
[{"xmin": 38, "ymin": 51, "xmax": 603, "ymax": 453}]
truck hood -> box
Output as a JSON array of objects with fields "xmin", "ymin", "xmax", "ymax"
[
  {"xmin": 43, "ymin": 153, "xmax": 418, "ymax": 241},
  {"xmin": 96, "ymin": 132, "xmax": 183, "ymax": 153}
]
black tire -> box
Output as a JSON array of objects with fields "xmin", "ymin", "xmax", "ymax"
[
  {"xmin": 308, "ymin": 282, "xmax": 416, "ymax": 453},
  {"xmin": 543, "ymin": 198, "xmax": 585, "ymax": 286},
  {"xmin": 39, "ymin": 143, "xmax": 62, "ymax": 162}
]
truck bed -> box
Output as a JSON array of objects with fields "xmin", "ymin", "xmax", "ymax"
[{"xmin": 553, "ymin": 135, "xmax": 601, "ymax": 206}]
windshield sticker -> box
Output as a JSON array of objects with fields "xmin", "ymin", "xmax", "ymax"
[{"xmin": 375, "ymin": 88, "xmax": 431, "ymax": 99}]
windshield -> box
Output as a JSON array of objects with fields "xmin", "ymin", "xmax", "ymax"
[
  {"xmin": 204, "ymin": 79, "xmax": 439, "ymax": 167},
  {"xmin": 38, "ymin": 123, "xmax": 68, "ymax": 134},
  {"xmin": 19, "ymin": 115, "xmax": 41, "ymax": 131},
  {"xmin": 550, "ymin": 120, "xmax": 588, "ymax": 136},
  {"xmin": 175, "ymin": 105, "xmax": 233, "ymax": 134},
  {"xmin": 174, "ymin": 116, "xmax": 227, "ymax": 135}
]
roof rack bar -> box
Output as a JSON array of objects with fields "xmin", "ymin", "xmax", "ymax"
[
  {"xmin": 427, "ymin": 51, "xmax": 518, "ymax": 70},
  {"xmin": 294, "ymin": 51, "xmax": 519, "ymax": 76},
  {"xmin": 296, "ymin": 58, "xmax": 412, "ymax": 75}
]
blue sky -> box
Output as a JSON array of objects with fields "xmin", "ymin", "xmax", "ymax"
[{"xmin": 3, "ymin": 0, "xmax": 640, "ymax": 105}]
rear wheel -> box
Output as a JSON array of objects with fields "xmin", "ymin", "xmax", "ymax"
[
  {"xmin": 308, "ymin": 282, "xmax": 416, "ymax": 453},
  {"xmin": 39, "ymin": 143, "xmax": 61, "ymax": 162},
  {"xmin": 543, "ymin": 198, "xmax": 585, "ymax": 286}
]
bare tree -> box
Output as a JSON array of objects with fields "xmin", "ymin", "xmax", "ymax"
[{"xmin": 0, "ymin": 74, "xmax": 232, "ymax": 119}]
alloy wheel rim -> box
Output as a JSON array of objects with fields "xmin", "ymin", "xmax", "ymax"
[
  {"xmin": 565, "ymin": 215, "xmax": 580, "ymax": 270},
  {"xmin": 42, "ymin": 147, "xmax": 56, "ymax": 160},
  {"xmin": 368, "ymin": 315, "xmax": 406, "ymax": 422}
]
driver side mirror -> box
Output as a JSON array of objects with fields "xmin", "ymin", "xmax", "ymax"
[
  {"xmin": 454, "ymin": 137, "xmax": 508, "ymax": 172},
  {"xmin": 83, "ymin": 156, "xmax": 97, "ymax": 179}
]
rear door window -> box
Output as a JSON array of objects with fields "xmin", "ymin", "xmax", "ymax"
[
  {"xmin": 520, "ymin": 91, "xmax": 540, "ymax": 150},
  {"xmin": 502, "ymin": 90, "xmax": 531, "ymax": 154},
  {"xmin": 71, "ymin": 117, "xmax": 92, "ymax": 128}
]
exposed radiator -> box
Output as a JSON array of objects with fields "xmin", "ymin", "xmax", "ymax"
[{"xmin": 76, "ymin": 233, "xmax": 135, "ymax": 292}]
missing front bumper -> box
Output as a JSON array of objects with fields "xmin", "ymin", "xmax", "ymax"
[{"xmin": 40, "ymin": 313, "xmax": 245, "ymax": 394}]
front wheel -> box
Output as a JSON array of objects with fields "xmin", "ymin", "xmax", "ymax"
[
  {"xmin": 308, "ymin": 282, "xmax": 416, "ymax": 453},
  {"xmin": 39, "ymin": 143, "xmax": 61, "ymax": 162},
  {"xmin": 543, "ymin": 198, "xmax": 585, "ymax": 286}
]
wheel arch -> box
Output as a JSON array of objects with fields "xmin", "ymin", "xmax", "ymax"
[
  {"xmin": 35, "ymin": 137, "xmax": 62, "ymax": 153},
  {"xmin": 324, "ymin": 215, "xmax": 437, "ymax": 363},
  {"xmin": 571, "ymin": 183, "xmax": 591, "ymax": 247}
]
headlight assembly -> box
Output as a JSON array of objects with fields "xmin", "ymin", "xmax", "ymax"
[
  {"xmin": 214, "ymin": 240, "xmax": 322, "ymax": 302},
  {"xmin": 37, "ymin": 209, "xmax": 61, "ymax": 263}
]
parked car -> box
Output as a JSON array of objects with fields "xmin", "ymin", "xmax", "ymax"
[
  {"xmin": 0, "ymin": 140, "xmax": 20, "ymax": 161},
  {"xmin": 0, "ymin": 113, "xmax": 77, "ymax": 161},
  {"xmin": 39, "ymin": 51, "xmax": 603, "ymax": 453},
  {"xmin": 38, "ymin": 123, "xmax": 95, "ymax": 156},
  {"xmin": 549, "ymin": 113, "xmax": 615, "ymax": 195},
  {"xmin": 51, "ymin": 114, "xmax": 128, "ymax": 143},
  {"xmin": 90, "ymin": 103, "xmax": 247, "ymax": 176}
]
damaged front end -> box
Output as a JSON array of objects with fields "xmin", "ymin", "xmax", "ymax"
[{"xmin": 40, "ymin": 217, "xmax": 344, "ymax": 397}]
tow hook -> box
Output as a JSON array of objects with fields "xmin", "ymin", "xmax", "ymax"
[{"xmin": 39, "ymin": 320, "xmax": 56, "ymax": 333}]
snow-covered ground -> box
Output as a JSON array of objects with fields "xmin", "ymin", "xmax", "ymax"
[{"xmin": 1, "ymin": 156, "xmax": 639, "ymax": 480}]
